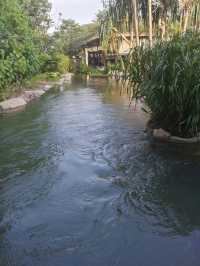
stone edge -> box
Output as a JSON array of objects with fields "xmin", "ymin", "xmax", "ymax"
[
  {"xmin": 146, "ymin": 120, "xmax": 200, "ymax": 144},
  {"xmin": 0, "ymin": 73, "xmax": 73, "ymax": 113}
]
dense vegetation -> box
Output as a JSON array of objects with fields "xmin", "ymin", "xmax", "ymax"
[
  {"xmin": 0, "ymin": 0, "xmax": 76, "ymax": 100},
  {"xmin": 0, "ymin": 0, "xmax": 41, "ymax": 99},
  {"xmin": 101, "ymin": 0, "xmax": 200, "ymax": 48},
  {"xmin": 0, "ymin": 0, "xmax": 101, "ymax": 100},
  {"xmin": 125, "ymin": 33, "xmax": 200, "ymax": 137}
]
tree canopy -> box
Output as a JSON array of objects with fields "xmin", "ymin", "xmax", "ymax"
[{"xmin": 51, "ymin": 19, "xmax": 98, "ymax": 55}]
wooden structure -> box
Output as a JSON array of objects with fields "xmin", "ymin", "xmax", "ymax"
[
  {"xmin": 81, "ymin": 33, "xmax": 152, "ymax": 67},
  {"xmin": 81, "ymin": 36, "xmax": 105, "ymax": 67},
  {"xmin": 105, "ymin": 32, "xmax": 152, "ymax": 64}
]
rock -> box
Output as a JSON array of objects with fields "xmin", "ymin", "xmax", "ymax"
[
  {"xmin": 0, "ymin": 82, "xmax": 54, "ymax": 113},
  {"xmin": 153, "ymin": 128, "xmax": 171, "ymax": 140},
  {"xmin": 42, "ymin": 84, "xmax": 53, "ymax": 92},
  {"xmin": 63, "ymin": 73, "xmax": 73, "ymax": 79},
  {"xmin": 0, "ymin": 97, "xmax": 27, "ymax": 112},
  {"xmin": 0, "ymin": 76, "xmax": 73, "ymax": 114},
  {"xmin": 63, "ymin": 73, "xmax": 73, "ymax": 83},
  {"xmin": 56, "ymin": 78, "xmax": 65, "ymax": 86},
  {"xmin": 170, "ymin": 135, "xmax": 200, "ymax": 144},
  {"xmin": 22, "ymin": 90, "xmax": 45, "ymax": 103}
]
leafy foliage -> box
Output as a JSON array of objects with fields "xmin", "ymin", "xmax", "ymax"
[
  {"xmin": 77, "ymin": 63, "xmax": 108, "ymax": 77},
  {"xmin": 0, "ymin": 0, "xmax": 69, "ymax": 100},
  {"xmin": 20, "ymin": 0, "xmax": 52, "ymax": 32},
  {"xmin": 0, "ymin": 0, "xmax": 41, "ymax": 99},
  {"xmin": 42, "ymin": 53, "xmax": 72, "ymax": 74}
]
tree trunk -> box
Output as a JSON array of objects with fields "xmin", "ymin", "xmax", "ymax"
[
  {"xmin": 132, "ymin": 0, "xmax": 139, "ymax": 47},
  {"xmin": 85, "ymin": 48, "xmax": 89, "ymax": 66},
  {"xmin": 148, "ymin": 0, "xmax": 153, "ymax": 47}
]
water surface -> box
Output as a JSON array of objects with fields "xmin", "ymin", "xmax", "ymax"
[{"xmin": 0, "ymin": 77, "xmax": 200, "ymax": 266}]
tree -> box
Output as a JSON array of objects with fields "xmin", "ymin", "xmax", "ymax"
[
  {"xmin": 51, "ymin": 19, "xmax": 98, "ymax": 55},
  {"xmin": 20, "ymin": 0, "xmax": 52, "ymax": 33},
  {"xmin": 101, "ymin": 0, "xmax": 148, "ymax": 47},
  {"xmin": 101, "ymin": 0, "xmax": 200, "ymax": 48},
  {"xmin": 19, "ymin": 0, "xmax": 52, "ymax": 52},
  {"xmin": 0, "ymin": 0, "xmax": 41, "ymax": 98}
]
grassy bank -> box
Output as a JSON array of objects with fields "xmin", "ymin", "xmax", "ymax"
[{"xmin": 0, "ymin": 72, "xmax": 61, "ymax": 101}]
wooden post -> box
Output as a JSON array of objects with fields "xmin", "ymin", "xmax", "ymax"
[
  {"xmin": 85, "ymin": 48, "xmax": 89, "ymax": 66},
  {"xmin": 148, "ymin": 0, "xmax": 153, "ymax": 48},
  {"xmin": 183, "ymin": 8, "xmax": 189, "ymax": 33}
]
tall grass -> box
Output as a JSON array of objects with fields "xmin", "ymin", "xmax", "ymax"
[{"xmin": 126, "ymin": 33, "xmax": 200, "ymax": 137}]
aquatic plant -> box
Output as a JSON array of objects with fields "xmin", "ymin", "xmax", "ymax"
[{"xmin": 126, "ymin": 33, "xmax": 200, "ymax": 137}]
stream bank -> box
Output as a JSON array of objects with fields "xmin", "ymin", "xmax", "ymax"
[{"xmin": 0, "ymin": 73, "xmax": 73, "ymax": 113}]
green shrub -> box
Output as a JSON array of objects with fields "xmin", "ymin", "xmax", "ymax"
[
  {"xmin": 42, "ymin": 53, "xmax": 71, "ymax": 74},
  {"xmin": 126, "ymin": 33, "xmax": 200, "ymax": 137},
  {"xmin": 77, "ymin": 63, "xmax": 91, "ymax": 74},
  {"xmin": 0, "ymin": 0, "xmax": 41, "ymax": 99},
  {"xmin": 106, "ymin": 58, "xmax": 125, "ymax": 78},
  {"xmin": 77, "ymin": 63, "xmax": 108, "ymax": 77},
  {"xmin": 46, "ymin": 72, "xmax": 61, "ymax": 80}
]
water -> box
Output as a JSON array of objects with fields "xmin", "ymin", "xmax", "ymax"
[{"xmin": 0, "ymin": 77, "xmax": 200, "ymax": 266}]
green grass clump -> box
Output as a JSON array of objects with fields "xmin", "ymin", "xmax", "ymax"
[
  {"xmin": 77, "ymin": 63, "xmax": 108, "ymax": 77},
  {"xmin": 41, "ymin": 54, "xmax": 72, "ymax": 74},
  {"xmin": 22, "ymin": 72, "xmax": 60, "ymax": 90},
  {"xmin": 126, "ymin": 33, "xmax": 200, "ymax": 138}
]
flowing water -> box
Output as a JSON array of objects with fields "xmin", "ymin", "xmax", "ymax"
[{"xmin": 0, "ymin": 77, "xmax": 200, "ymax": 266}]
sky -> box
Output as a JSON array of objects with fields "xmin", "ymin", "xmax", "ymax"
[{"xmin": 51, "ymin": 0, "xmax": 103, "ymax": 26}]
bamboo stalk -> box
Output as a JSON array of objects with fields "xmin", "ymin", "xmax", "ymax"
[{"xmin": 132, "ymin": 0, "xmax": 139, "ymax": 46}]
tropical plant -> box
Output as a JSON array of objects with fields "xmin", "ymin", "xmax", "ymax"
[{"xmin": 126, "ymin": 33, "xmax": 200, "ymax": 137}]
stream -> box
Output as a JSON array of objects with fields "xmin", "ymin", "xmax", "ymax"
[{"xmin": 0, "ymin": 77, "xmax": 200, "ymax": 266}]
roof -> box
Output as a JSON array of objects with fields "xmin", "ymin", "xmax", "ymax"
[
  {"xmin": 82, "ymin": 32, "xmax": 151, "ymax": 47},
  {"xmin": 69, "ymin": 35, "xmax": 100, "ymax": 52},
  {"xmin": 78, "ymin": 32, "xmax": 154, "ymax": 51},
  {"xmin": 106, "ymin": 48, "xmax": 131, "ymax": 58},
  {"xmin": 82, "ymin": 35, "xmax": 100, "ymax": 48},
  {"xmin": 111, "ymin": 32, "xmax": 152, "ymax": 38},
  {"xmin": 119, "ymin": 48, "xmax": 131, "ymax": 56}
]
